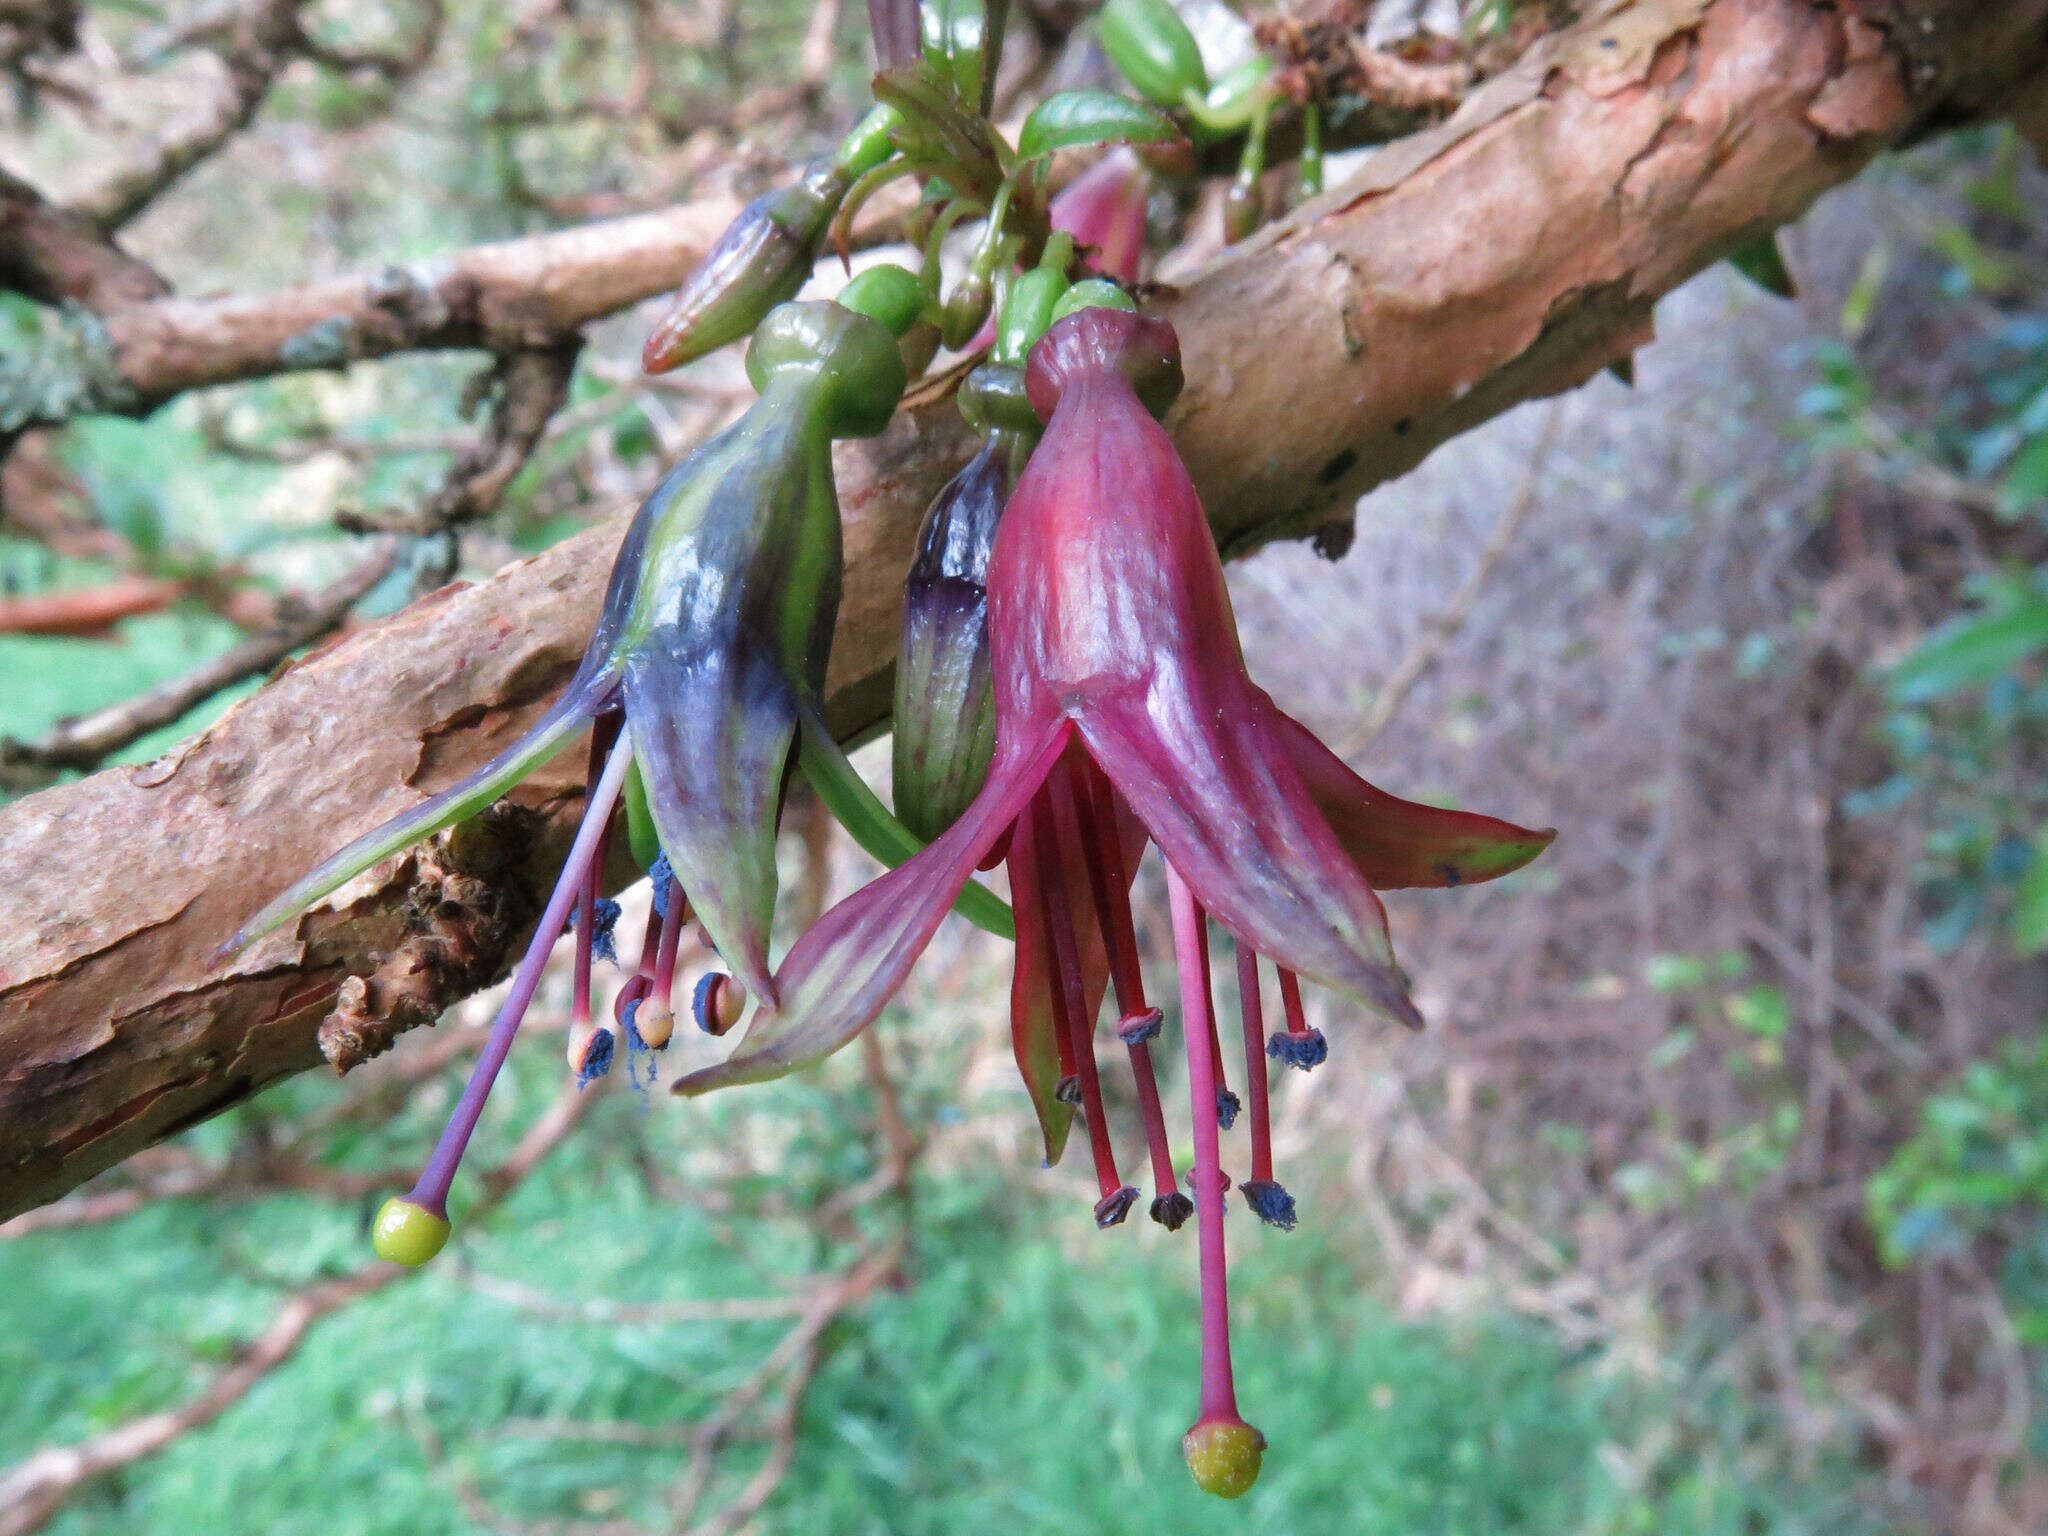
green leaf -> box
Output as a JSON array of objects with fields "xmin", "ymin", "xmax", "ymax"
[
  {"xmin": 1725, "ymin": 234, "xmax": 1795, "ymax": 299},
  {"xmin": 1014, "ymin": 90, "xmax": 1181, "ymax": 164},
  {"xmin": 1890, "ymin": 599, "xmax": 2048, "ymax": 703},
  {"xmin": 2012, "ymin": 827, "xmax": 2048, "ymax": 955}
]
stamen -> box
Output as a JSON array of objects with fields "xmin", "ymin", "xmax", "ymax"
[
  {"xmin": 1196, "ymin": 914, "xmax": 1238, "ymax": 1129},
  {"xmin": 1235, "ymin": 948, "xmax": 1296, "ymax": 1231},
  {"xmin": 570, "ymin": 715, "xmax": 622, "ymax": 1030},
  {"xmin": 1238, "ymin": 949, "xmax": 1274, "ymax": 1185},
  {"xmin": 1030, "ymin": 794, "xmax": 1135, "ymax": 1227},
  {"xmin": 1166, "ymin": 865, "xmax": 1247, "ymax": 1427},
  {"xmin": 692, "ymin": 972, "xmax": 746, "ymax": 1036},
  {"xmin": 638, "ymin": 870, "xmax": 689, "ymax": 1049},
  {"xmin": 1051, "ymin": 763, "xmax": 1185, "ymax": 1226},
  {"xmin": 401, "ymin": 733, "xmax": 636, "ymax": 1224},
  {"xmin": 1267, "ymin": 968, "xmax": 1329, "ymax": 1071}
]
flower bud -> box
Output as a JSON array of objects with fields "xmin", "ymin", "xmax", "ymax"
[
  {"xmin": 372, "ymin": 1196, "xmax": 450, "ymax": 1267},
  {"xmin": 1223, "ymin": 176, "xmax": 1263, "ymax": 245},
  {"xmin": 643, "ymin": 160, "xmax": 850, "ymax": 373},
  {"xmin": 892, "ymin": 363, "xmax": 1038, "ymax": 841},
  {"xmin": 940, "ymin": 268, "xmax": 994, "ymax": 351},
  {"xmin": 1097, "ymin": 0, "xmax": 1207, "ymax": 109}
]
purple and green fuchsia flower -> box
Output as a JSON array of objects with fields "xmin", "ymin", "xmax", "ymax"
[
  {"xmin": 673, "ymin": 303, "xmax": 1555, "ymax": 1495},
  {"xmin": 225, "ymin": 268, "xmax": 1012, "ymax": 1268}
]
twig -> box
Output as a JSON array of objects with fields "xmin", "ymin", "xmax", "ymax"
[
  {"xmin": 0, "ymin": 166, "xmax": 168, "ymax": 308},
  {"xmin": 68, "ymin": 0, "xmax": 312, "ymax": 232},
  {"xmin": 1, "ymin": 540, "xmax": 400, "ymax": 781}
]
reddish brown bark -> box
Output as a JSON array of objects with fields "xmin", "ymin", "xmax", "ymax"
[{"xmin": 3, "ymin": 0, "xmax": 2045, "ymax": 1219}]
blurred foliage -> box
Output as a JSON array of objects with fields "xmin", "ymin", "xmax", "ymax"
[
  {"xmin": 0, "ymin": 1024, "xmax": 1879, "ymax": 1535},
  {"xmin": 1797, "ymin": 129, "xmax": 2048, "ymax": 960}
]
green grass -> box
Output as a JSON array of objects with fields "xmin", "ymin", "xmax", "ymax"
[{"xmin": 0, "ymin": 1046, "xmax": 1881, "ymax": 1536}]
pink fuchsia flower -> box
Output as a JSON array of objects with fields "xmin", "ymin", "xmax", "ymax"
[
  {"xmin": 1049, "ymin": 147, "xmax": 1149, "ymax": 285},
  {"xmin": 674, "ymin": 305, "xmax": 1554, "ymax": 1491}
]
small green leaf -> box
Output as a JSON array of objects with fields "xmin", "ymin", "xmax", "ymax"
[
  {"xmin": 1015, "ymin": 90, "xmax": 1181, "ymax": 164},
  {"xmin": 1726, "ymin": 233, "xmax": 1795, "ymax": 298},
  {"xmin": 2012, "ymin": 827, "xmax": 2048, "ymax": 955},
  {"xmin": 1890, "ymin": 599, "xmax": 2048, "ymax": 703}
]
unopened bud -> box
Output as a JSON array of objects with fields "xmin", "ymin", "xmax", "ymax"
[
  {"xmin": 940, "ymin": 269, "xmax": 993, "ymax": 351},
  {"xmin": 642, "ymin": 161, "xmax": 849, "ymax": 373}
]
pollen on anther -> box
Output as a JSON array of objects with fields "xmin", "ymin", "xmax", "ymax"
[
  {"xmin": 1267, "ymin": 1028, "xmax": 1329, "ymax": 1071},
  {"xmin": 1239, "ymin": 1178, "xmax": 1298, "ymax": 1230}
]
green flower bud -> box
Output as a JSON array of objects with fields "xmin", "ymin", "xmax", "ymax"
[
  {"xmin": 746, "ymin": 300, "xmax": 908, "ymax": 439},
  {"xmin": 941, "ymin": 268, "xmax": 994, "ymax": 351},
  {"xmin": 835, "ymin": 104, "xmax": 901, "ymax": 178},
  {"xmin": 837, "ymin": 263, "xmax": 927, "ymax": 338},
  {"xmin": 993, "ymin": 265, "xmax": 1070, "ymax": 368},
  {"xmin": 643, "ymin": 161, "xmax": 850, "ymax": 373},
  {"xmin": 1097, "ymin": 0, "xmax": 1207, "ymax": 109},
  {"xmin": 1048, "ymin": 278, "xmax": 1136, "ymax": 326}
]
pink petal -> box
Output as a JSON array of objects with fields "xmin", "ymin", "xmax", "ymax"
[
  {"xmin": 671, "ymin": 719, "xmax": 1071, "ymax": 1096},
  {"xmin": 1262, "ymin": 699, "xmax": 1556, "ymax": 889},
  {"xmin": 1002, "ymin": 801, "xmax": 1076, "ymax": 1165}
]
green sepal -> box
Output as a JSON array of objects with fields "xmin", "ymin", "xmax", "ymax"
[
  {"xmin": 623, "ymin": 759, "xmax": 661, "ymax": 870},
  {"xmin": 795, "ymin": 706, "xmax": 1014, "ymax": 939}
]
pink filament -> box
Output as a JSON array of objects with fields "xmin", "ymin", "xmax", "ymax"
[
  {"xmin": 1168, "ymin": 865, "xmax": 1241, "ymax": 1422},
  {"xmin": 1029, "ymin": 793, "xmax": 1125, "ymax": 1202},
  {"xmin": 1057, "ymin": 763, "xmax": 1179, "ymax": 1201},
  {"xmin": 1237, "ymin": 948, "xmax": 1275, "ymax": 1184}
]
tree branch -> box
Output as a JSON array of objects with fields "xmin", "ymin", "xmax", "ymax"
[{"xmin": 2, "ymin": 0, "xmax": 2046, "ymax": 1220}]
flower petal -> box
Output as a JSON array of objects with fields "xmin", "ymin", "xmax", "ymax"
[
  {"xmin": 1261, "ymin": 699, "xmax": 1556, "ymax": 889},
  {"xmin": 670, "ymin": 719, "xmax": 1072, "ymax": 1096},
  {"xmin": 1078, "ymin": 691, "xmax": 1422, "ymax": 1030},
  {"xmin": 1001, "ymin": 803, "xmax": 1075, "ymax": 1165}
]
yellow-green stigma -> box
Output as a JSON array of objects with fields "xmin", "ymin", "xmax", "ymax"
[
  {"xmin": 1182, "ymin": 1418, "xmax": 1266, "ymax": 1498},
  {"xmin": 372, "ymin": 1196, "xmax": 451, "ymax": 1267}
]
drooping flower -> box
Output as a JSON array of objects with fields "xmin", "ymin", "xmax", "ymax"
[
  {"xmin": 671, "ymin": 304, "xmax": 1554, "ymax": 1492},
  {"xmin": 224, "ymin": 273, "xmax": 1004, "ymax": 1263}
]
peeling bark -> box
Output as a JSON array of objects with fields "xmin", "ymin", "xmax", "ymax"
[{"xmin": 3, "ymin": 0, "xmax": 2045, "ymax": 1219}]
